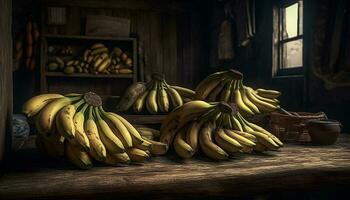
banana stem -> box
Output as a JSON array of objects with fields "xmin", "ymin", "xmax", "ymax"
[
  {"xmin": 73, "ymin": 98, "xmax": 85, "ymax": 109},
  {"xmin": 78, "ymin": 103, "xmax": 89, "ymax": 114},
  {"xmin": 94, "ymin": 106, "xmax": 102, "ymax": 121}
]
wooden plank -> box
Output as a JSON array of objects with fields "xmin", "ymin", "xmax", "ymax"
[
  {"xmin": 0, "ymin": 0, "xmax": 13, "ymax": 164},
  {"xmin": 0, "ymin": 135, "xmax": 350, "ymax": 199},
  {"xmin": 45, "ymin": 72, "xmax": 133, "ymax": 78},
  {"xmin": 162, "ymin": 14, "xmax": 177, "ymax": 85}
]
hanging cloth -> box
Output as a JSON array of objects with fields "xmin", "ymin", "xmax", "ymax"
[{"xmin": 218, "ymin": 3, "xmax": 235, "ymax": 60}]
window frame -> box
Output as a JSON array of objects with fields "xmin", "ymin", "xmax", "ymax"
[{"xmin": 273, "ymin": 0, "xmax": 303, "ymax": 77}]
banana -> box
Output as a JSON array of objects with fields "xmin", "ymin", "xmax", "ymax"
[
  {"xmin": 65, "ymin": 141, "xmax": 93, "ymax": 169},
  {"xmin": 224, "ymin": 129, "xmax": 256, "ymax": 147},
  {"xmin": 22, "ymin": 94, "xmax": 63, "ymax": 117},
  {"xmin": 116, "ymin": 82, "xmax": 146, "ymax": 112},
  {"xmin": 253, "ymin": 143, "xmax": 268, "ymax": 152},
  {"xmin": 142, "ymin": 137, "xmax": 167, "ymax": 155},
  {"xmin": 174, "ymin": 127, "xmax": 194, "ymax": 159},
  {"xmin": 234, "ymin": 89, "xmax": 255, "ymax": 116},
  {"xmin": 100, "ymin": 108, "xmax": 133, "ymax": 148},
  {"xmin": 146, "ymin": 82, "xmax": 158, "ymax": 114},
  {"xmin": 214, "ymin": 128, "xmax": 242, "ymax": 154},
  {"xmin": 256, "ymin": 88, "xmax": 281, "ymax": 99},
  {"xmin": 83, "ymin": 49, "xmax": 91, "ymax": 62},
  {"xmin": 219, "ymin": 80, "xmax": 234, "ymax": 102},
  {"xmin": 196, "ymin": 76, "xmax": 227, "ymax": 100},
  {"xmin": 105, "ymin": 152, "xmax": 130, "ymax": 165},
  {"xmin": 199, "ymin": 123, "xmax": 229, "ymax": 160},
  {"xmin": 206, "ymin": 79, "xmax": 231, "ymax": 102},
  {"xmin": 72, "ymin": 103, "xmax": 90, "ymax": 151},
  {"xmin": 91, "ymin": 43, "xmax": 106, "ymax": 49},
  {"xmin": 134, "ymin": 140, "xmax": 152, "ymax": 151},
  {"xmin": 241, "ymin": 88, "xmax": 260, "ymax": 114},
  {"xmin": 91, "ymin": 47, "xmax": 108, "ymax": 55},
  {"xmin": 93, "ymin": 53, "xmax": 109, "ymax": 69},
  {"xmin": 94, "ymin": 107, "xmax": 125, "ymax": 154},
  {"xmin": 84, "ymin": 106, "xmax": 106, "ymax": 161},
  {"xmin": 157, "ymin": 83, "xmax": 170, "ymax": 112},
  {"xmin": 135, "ymin": 125, "xmax": 160, "ymax": 140},
  {"xmin": 185, "ymin": 120, "xmax": 202, "ymax": 153},
  {"xmin": 246, "ymin": 129, "xmax": 279, "ymax": 150},
  {"xmin": 96, "ymin": 57, "xmax": 111, "ymax": 72},
  {"xmin": 166, "ymin": 86, "xmax": 183, "ymax": 109},
  {"xmin": 36, "ymin": 96, "xmax": 79, "ymax": 135},
  {"xmin": 109, "ymin": 112, "xmax": 144, "ymax": 145},
  {"xmin": 245, "ymin": 86, "xmax": 278, "ymax": 112},
  {"xmin": 126, "ymin": 148, "xmax": 150, "ymax": 162},
  {"xmin": 57, "ymin": 99, "xmax": 85, "ymax": 139},
  {"xmin": 233, "ymin": 131, "xmax": 257, "ymax": 142},
  {"xmin": 133, "ymin": 90, "xmax": 149, "ymax": 113},
  {"xmin": 170, "ymin": 86, "xmax": 195, "ymax": 99}
]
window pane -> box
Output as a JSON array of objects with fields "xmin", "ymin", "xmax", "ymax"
[
  {"xmin": 282, "ymin": 3, "xmax": 298, "ymax": 39},
  {"xmin": 299, "ymin": 1, "xmax": 303, "ymax": 35},
  {"xmin": 282, "ymin": 39, "xmax": 303, "ymax": 68}
]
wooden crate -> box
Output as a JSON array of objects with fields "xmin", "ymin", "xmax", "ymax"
[{"xmin": 40, "ymin": 34, "xmax": 138, "ymax": 98}]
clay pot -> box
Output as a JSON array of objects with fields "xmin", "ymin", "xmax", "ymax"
[{"xmin": 307, "ymin": 119, "xmax": 341, "ymax": 145}]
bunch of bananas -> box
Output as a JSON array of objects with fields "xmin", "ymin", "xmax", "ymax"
[
  {"xmin": 47, "ymin": 43, "xmax": 133, "ymax": 75},
  {"xmin": 195, "ymin": 70, "xmax": 282, "ymax": 116},
  {"xmin": 159, "ymin": 100, "xmax": 283, "ymax": 160},
  {"xmin": 23, "ymin": 92, "xmax": 165, "ymax": 169},
  {"xmin": 116, "ymin": 73, "xmax": 195, "ymax": 114}
]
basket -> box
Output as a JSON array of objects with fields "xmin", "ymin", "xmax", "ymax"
[{"xmin": 268, "ymin": 111, "xmax": 327, "ymax": 142}]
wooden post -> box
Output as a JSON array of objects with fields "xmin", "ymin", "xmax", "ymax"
[{"xmin": 0, "ymin": 0, "xmax": 13, "ymax": 167}]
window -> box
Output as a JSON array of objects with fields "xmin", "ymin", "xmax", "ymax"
[{"xmin": 273, "ymin": 0, "xmax": 303, "ymax": 76}]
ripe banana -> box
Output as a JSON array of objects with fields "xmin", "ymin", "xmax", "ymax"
[
  {"xmin": 56, "ymin": 99, "xmax": 84, "ymax": 139},
  {"xmin": 84, "ymin": 106, "xmax": 106, "ymax": 161},
  {"xmin": 157, "ymin": 83, "xmax": 170, "ymax": 112},
  {"xmin": 185, "ymin": 120, "xmax": 202, "ymax": 153},
  {"xmin": 241, "ymin": 89, "xmax": 260, "ymax": 114},
  {"xmin": 126, "ymin": 148, "xmax": 150, "ymax": 162},
  {"xmin": 142, "ymin": 137, "xmax": 167, "ymax": 155},
  {"xmin": 66, "ymin": 141, "xmax": 93, "ymax": 169},
  {"xmin": 22, "ymin": 94, "xmax": 63, "ymax": 117},
  {"xmin": 224, "ymin": 129, "xmax": 256, "ymax": 147},
  {"xmin": 195, "ymin": 75, "xmax": 226, "ymax": 100},
  {"xmin": 72, "ymin": 103, "xmax": 90, "ymax": 151},
  {"xmin": 234, "ymin": 89, "xmax": 255, "ymax": 116},
  {"xmin": 214, "ymin": 128, "xmax": 242, "ymax": 154},
  {"xmin": 105, "ymin": 152, "xmax": 130, "ymax": 165},
  {"xmin": 206, "ymin": 79, "xmax": 231, "ymax": 102},
  {"xmin": 146, "ymin": 82, "xmax": 158, "ymax": 114},
  {"xmin": 37, "ymin": 96, "xmax": 80, "ymax": 134},
  {"xmin": 199, "ymin": 123, "xmax": 229, "ymax": 160},
  {"xmin": 94, "ymin": 107, "xmax": 125, "ymax": 154},
  {"xmin": 219, "ymin": 80, "xmax": 234, "ymax": 102},
  {"xmin": 174, "ymin": 127, "xmax": 194, "ymax": 159},
  {"xmin": 245, "ymin": 86, "xmax": 278, "ymax": 112},
  {"xmin": 256, "ymin": 88, "xmax": 281, "ymax": 99},
  {"xmin": 166, "ymin": 86, "xmax": 183, "ymax": 109},
  {"xmin": 170, "ymin": 86, "xmax": 195, "ymax": 99}
]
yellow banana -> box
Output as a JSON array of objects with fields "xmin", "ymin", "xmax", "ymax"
[
  {"xmin": 219, "ymin": 80, "xmax": 234, "ymax": 102},
  {"xmin": 84, "ymin": 106, "xmax": 106, "ymax": 161},
  {"xmin": 214, "ymin": 128, "xmax": 242, "ymax": 154},
  {"xmin": 170, "ymin": 86, "xmax": 195, "ymax": 99},
  {"xmin": 135, "ymin": 125, "xmax": 160, "ymax": 140},
  {"xmin": 146, "ymin": 82, "xmax": 158, "ymax": 114},
  {"xmin": 206, "ymin": 79, "xmax": 230, "ymax": 102},
  {"xmin": 126, "ymin": 148, "xmax": 150, "ymax": 162},
  {"xmin": 100, "ymin": 108, "xmax": 133, "ymax": 148},
  {"xmin": 166, "ymin": 86, "xmax": 183, "ymax": 109},
  {"xmin": 57, "ymin": 99, "xmax": 85, "ymax": 139},
  {"xmin": 199, "ymin": 123, "xmax": 229, "ymax": 160},
  {"xmin": 224, "ymin": 129, "xmax": 256, "ymax": 147},
  {"xmin": 234, "ymin": 89, "xmax": 254, "ymax": 116},
  {"xmin": 185, "ymin": 120, "xmax": 202, "ymax": 153},
  {"xmin": 105, "ymin": 152, "xmax": 130, "ymax": 165},
  {"xmin": 22, "ymin": 94, "xmax": 63, "ymax": 117},
  {"xmin": 65, "ymin": 141, "xmax": 93, "ymax": 169},
  {"xmin": 256, "ymin": 88, "xmax": 281, "ymax": 99},
  {"xmin": 241, "ymin": 88, "xmax": 260, "ymax": 114},
  {"xmin": 195, "ymin": 72, "xmax": 228, "ymax": 100},
  {"xmin": 245, "ymin": 86, "xmax": 278, "ymax": 112},
  {"xmin": 72, "ymin": 103, "xmax": 90, "ymax": 151},
  {"xmin": 109, "ymin": 112, "xmax": 144, "ymax": 145},
  {"xmin": 230, "ymin": 115, "xmax": 243, "ymax": 132},
  {"xmin": 133, "ymin": 90, "xmax": 149, "ymax": 113},
  {"xmin": 94, "ymin": 107, "xmax": 125, "ymax": 154},
  {"xmin": 233, "ymin": 131, "xmax": 257, "ymax": 142},
  {"xmin": 174, "ymin": 127, "xmax": 194, "ymax": 159},
  {"xmin": 157, "ymin": 83, "xmax": 170, "ymax": 112},
  {"xmin": 37, "ymin": 96, "xmax": 80, "ymax": 135}
]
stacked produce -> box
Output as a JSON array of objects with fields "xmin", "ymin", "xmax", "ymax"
[
  {"xmin": 116, "ymin": 73, "xmax": 195, "ymax": 114},
  {"xmin": 47, "ymin": 43, "xmax": 133, "ymax": 75},
  {"xmin": 159, "ymin": 100, "xmax": 283, "ymax": 160},
  {"xmin": 195, "ymin": 70, "xmax": 282, "ymax": 116},
  {"xmin": 22, "ymin": 92, "xmax": 164, "ymax": 169}
]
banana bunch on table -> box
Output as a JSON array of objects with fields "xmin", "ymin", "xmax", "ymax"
[
  {"xmin": 47, "ymin": 43, "xmax": 133, "ymax": 75},
  {"xmin": 159, "ymin": 101, "xmax": 283, "ymax": 160},
  {"xmin": 23, "ymin": 92, "xmax": 165, "ymax": 169},
  {"xmin": 195, "ymin": 70, "xmax": 282, "ymax": 116},
  {"xmin": 116, "ymin": 73, "xmax": 195, "ymax": 114}
]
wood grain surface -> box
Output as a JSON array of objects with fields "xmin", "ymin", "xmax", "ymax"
[
  {"xmin": 0, "ymin": 0, "xmax": 12, "ymax": 164},
  {"xmin": 0, "ymin": 135, "xmax": 349, "ymax": 200}
]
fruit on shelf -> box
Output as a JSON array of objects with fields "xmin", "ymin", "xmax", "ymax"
[
  {"xmin": 47, "ymin": 43, "xmax": 133, "ymax": 75},
  {"xmin": 23, "ymin": 92, "xmax": 166, "ymax": 169},
  {"xmin": 195, "ymin": 70, "xmax": 282, "ymax": 116},
  {"xmin": 116, "ymin": 73, "xmax": 196, "ymax": 114},
  {"xmin": 158, "ymin": 101, "xmax": 283, "ymax": 160}
]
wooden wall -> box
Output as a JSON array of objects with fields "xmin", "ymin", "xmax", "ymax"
[
  {"xmin": 0, "ymin": 0, "xmax": 13, "ymax": 164},
  {"xmin": 42, "ymin": 0, "xmax": 210, "ymax": 88}
]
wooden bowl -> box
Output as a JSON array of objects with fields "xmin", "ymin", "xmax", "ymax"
[{"xmin": 306, "ymin": 119, "xmax": 341, "ymax": 145}]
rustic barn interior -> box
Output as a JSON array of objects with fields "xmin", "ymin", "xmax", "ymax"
[{"xmin": 0, "ymin": 0, "xmax": 349, "ymax": 199}]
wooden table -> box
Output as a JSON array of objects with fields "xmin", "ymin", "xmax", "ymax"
[{"xmin": 0, "ymin": 135, "xmax": 350, "ymax": 200}]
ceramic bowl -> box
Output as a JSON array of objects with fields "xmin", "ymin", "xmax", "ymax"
[{"xmin": 307, "ymin": 119, "xmax": 341, "ymax": 145}]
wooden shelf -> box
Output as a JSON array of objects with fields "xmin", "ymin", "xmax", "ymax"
[
  {"xmin": 1, "ymin": 135, "xmax": 350, "ymax": 200},
  {"xmin": 44, "ymin": 34, "xmax": 135, "ymax": 41},
  {"xmin": 45, "ymin": 72, "xmax": 133, "ymax": 78}
]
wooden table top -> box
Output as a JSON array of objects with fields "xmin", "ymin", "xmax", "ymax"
[{"xmin": 0, "ymin": 135, "xmax": 350, "ymax": 200}]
